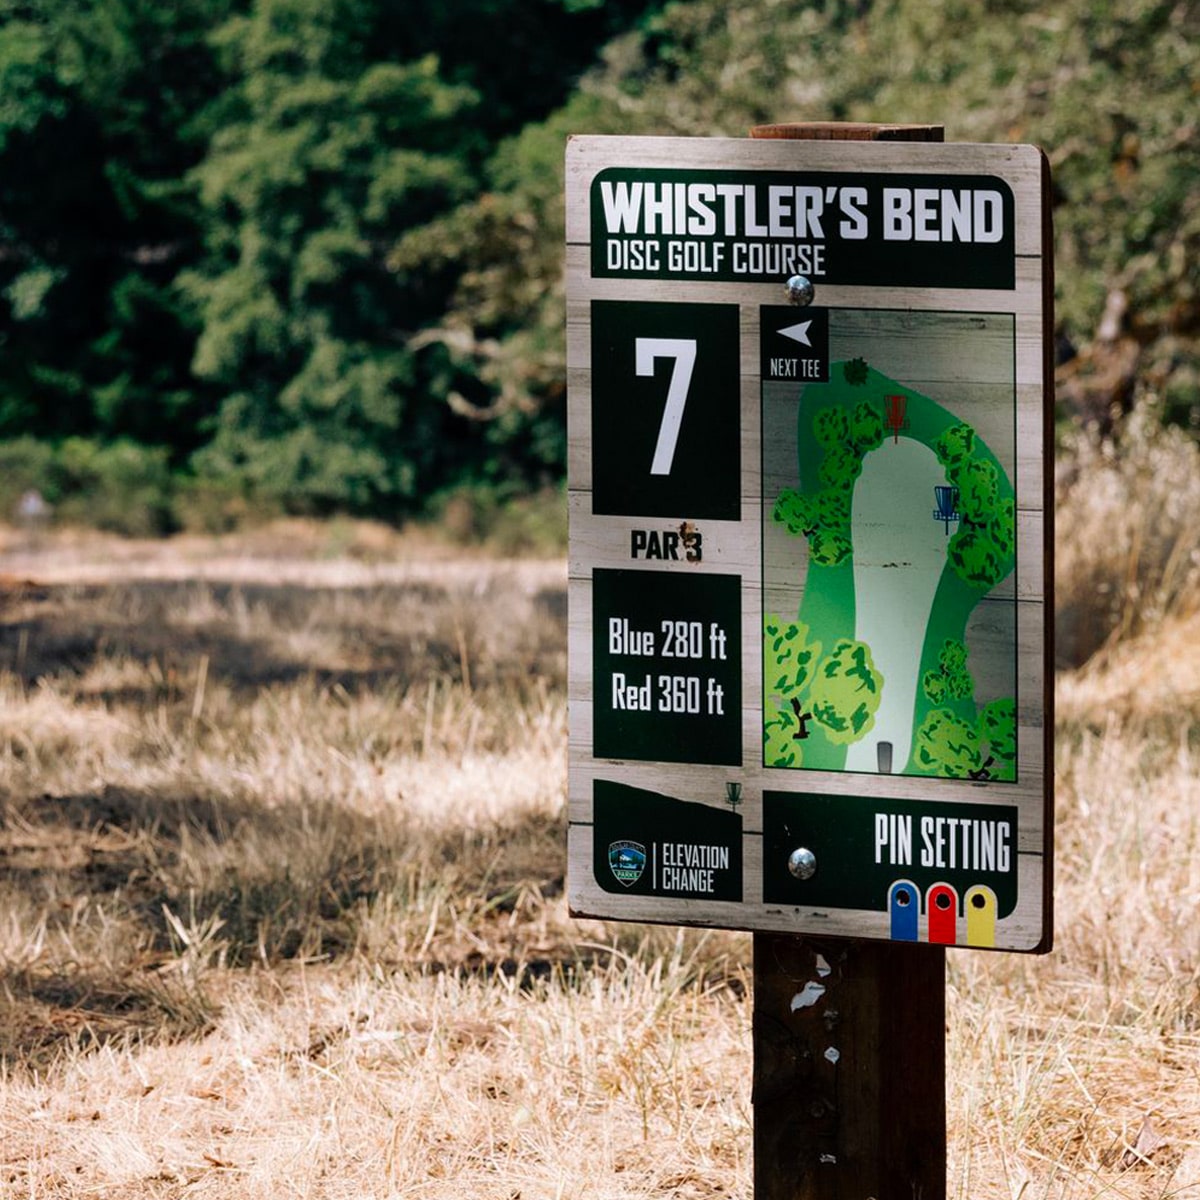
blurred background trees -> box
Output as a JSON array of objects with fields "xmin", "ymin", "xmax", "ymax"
[{"xmin": 0, "ymin": 0, "xmax": 1196, "ymax": 534}]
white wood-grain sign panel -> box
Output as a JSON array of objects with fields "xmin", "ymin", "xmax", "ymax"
[{"xmin": 567, "ymin": 134, "xmax": 1053, "ymax": 952}]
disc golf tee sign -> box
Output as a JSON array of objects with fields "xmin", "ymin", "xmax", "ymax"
[{"xmin": 566, "ymin": 135, "xmax": 1053, "ymax": 952}]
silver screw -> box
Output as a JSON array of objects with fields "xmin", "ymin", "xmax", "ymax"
[
  {"xmin": 787, "ymin": 846, "xmax": 817, "ymax": 880},
  {"xmin": 785, "ymin": 274, "xmax": 814, "ymax": 306}
]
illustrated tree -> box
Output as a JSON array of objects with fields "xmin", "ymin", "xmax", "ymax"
[
  {"xmin": 934, "ymin": 423, "xmax": 1016, "ymax": 590},
  {"xmin": 843, "ymin": 357, "xmax": 869, "ymax": 386},
  {"xmin": 773, "ymin": 395, "xmax": 884, "ymax": 567},
  {"xmin": 765, "ymin": 609, "xmax": 884, "ymax": 748},
  {"xmin": 848, "ymin": 398, "xmax": 885, "ymax": 452},
  {"xmin": 921, "ymin": 638, "xmax": 973, "ymax": 705},
  {"xmin": 915, "ymin": 639, "xmax": 1016, "ymax": 781},
  {"xmin": 807, "ymin": 637, "xmax": 884, "ymax": 744},
  {"xmin": 979, "ymin": 697, "xmax": 1017, "ymax": 768},
  {"xmin": 764, "ymin": 617, "xmax": 883, "ymax": 763},
  {"xmin": 912, "ymin": 709, "xmax": 982, "ymax": 778},
  {"xmin": 763, "ymin": 613, "xmax": 821, "ymax": 767}
]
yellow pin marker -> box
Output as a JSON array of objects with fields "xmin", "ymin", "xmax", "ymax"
[{"xmin": 964, "ymin": 885, "xmax": 997, "ymax": 947}]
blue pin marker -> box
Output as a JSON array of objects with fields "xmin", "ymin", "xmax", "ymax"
[{"xmin": 889, "ymin": 880, "xmax": 920, "ymax": 941}]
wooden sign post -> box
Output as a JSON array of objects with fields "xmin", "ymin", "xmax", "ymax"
[{"xmin": 565, "ymin": 121, "xmax": 1053, "ymax": 1197}]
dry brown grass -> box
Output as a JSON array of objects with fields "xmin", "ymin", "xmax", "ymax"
[
  {"xmin": 1056, "ymin": 403, "xmax": 1200, "ymax": 669},
  {"xmin": 2, "ymin": 474, "xmax": 1199, "ymax": 1198}
]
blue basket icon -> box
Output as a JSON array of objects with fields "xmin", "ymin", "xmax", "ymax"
[{"xmin": 933, "ymin": 485, "xmax": 960, "ymax": 534}]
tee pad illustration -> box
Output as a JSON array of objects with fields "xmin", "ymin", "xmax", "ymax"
[{"xmin": 762, "ymin": 309, "xmax": 1018, "ymax": 784}]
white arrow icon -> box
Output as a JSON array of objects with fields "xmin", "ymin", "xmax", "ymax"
[{"xmin": 777, "ymin": 321, "xmax": 813, "ymax": 347}]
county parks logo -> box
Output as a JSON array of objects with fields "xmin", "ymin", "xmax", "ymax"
[{"xmin": 608, "ymin": 840, "xmax": 647, "ymax": 887}]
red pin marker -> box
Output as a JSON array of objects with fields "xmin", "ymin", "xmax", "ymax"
[{"xmin": 926, "ymin": 883, "xmax": 959, "ymax": 945}]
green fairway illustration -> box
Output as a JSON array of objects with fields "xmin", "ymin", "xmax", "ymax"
[{"xmin": 762, "ymin": 311, "xmax": 1018, "ymax": 782}]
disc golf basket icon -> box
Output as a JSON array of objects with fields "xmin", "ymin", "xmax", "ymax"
[
  {"xmin": 884, "ymin": 394, "xmax": 910, "ymax": 444},
  {"xmin": 933, "ymin": 485, "xmax": 961, "ymax": 534}
]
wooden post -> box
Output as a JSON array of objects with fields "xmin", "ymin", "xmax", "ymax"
[
  {"xmin": 753, "ymin": 937, "xmax": 946, "ymax": 1199},
  {"xmin": 750, "ymin": 122, "xmax": 944, "ymax": 143},
  {"xmin": 749, "ymin": 120, "xmax": 948, "ymax": 1200}
]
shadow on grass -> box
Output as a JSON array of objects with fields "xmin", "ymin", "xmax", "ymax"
[
  {"xmin": 0, "ymin": 571, "xmax": 583, "ymax": 1071},
  {"xmin": 0, "ymin": 783, "xmax": 572, "ymax": 1071},
  {"xmin": 0, "ymin": 963, "xmax": 218, "ymax": 1073},
  {"xmin": 0, "ymin": 578, "xmax": 568, "ymax": 693}
]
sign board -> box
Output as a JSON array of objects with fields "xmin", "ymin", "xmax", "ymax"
[{"xmin": 566, "ymin": 135, "xmax": 1053, "ymax": 952}]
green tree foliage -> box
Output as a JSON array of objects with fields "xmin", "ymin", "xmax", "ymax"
[
  {"xmin": 913, "ymin": 709, "xmax": 982, "ymax": 778},
  {"xmin": 808, "ymin": 637, "xmax": 883, "ymax": 745},
  {"xmin": 0, "ymin": 433, "xmax": 175, "ymax": 534},
  {"xmin": 0, "ymin": 0, "xmax": 657, "ymax": 524},
  {"xmin": 814, "ymin": 406, "xmax": 848, "ymax": 449},
  {"xmin": 177, "ymin": 0, "xmax": 659, "ymax": 516},
  {"xmin": 2, "ymin": 0, "xmax": 1197, "ymax": 527},
  {"xmin": 762, "ymin": 613, "xmax": 822, "ymax": 767},
  {"xmin": 922, "ymin": 638, "xmax": 974, "ymax": 705},
  {"xmin": 848, "ymin": 401, "xmax": 885, "ymax": 455},
  {"xmin": 181, "ymin": 2, "xmax": 482, "ymax": 513},
  {"xmin": 175, "ymin": 0, "xmax": 667, "ymax": 516},
  {"xmin": 0, "ymin": 0, "xmax": 230, "ymax": 450},
  {"xmin": 934, "ymin": 423, "xmax": 1016, "ymax": 590},
  {"xmin": 774, "ymin": 397, "xmax": 883, "ymax": 567},
  {"xmin": 916, "ymin": 640, "xmax": 1016, "ymax": 781},
  {"xmin": 764, "ymin": 614, "xmax": 821, "ymax": 704},
  {"xmin": 543, "ymin": 0, "xmax": 1199, "ymax": 423},
  {"xmin": 762, "ymin": 618, "xmax": 883, "ymax": 760},
  {"xmin": 843, "ymin": 358, "xmax": 869, "ymax": 386},
  {"xmin": 979, "ymin": 697, "xmax": 1017, "ymax": 767},
  {"xmin": 459, "ymin": 0, "xmax": 1198, "ymax": 493}
]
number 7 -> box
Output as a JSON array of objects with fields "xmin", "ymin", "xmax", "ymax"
[{"xmin": 636, "ymin": 337, "xmax": 697, "ymax": 476}]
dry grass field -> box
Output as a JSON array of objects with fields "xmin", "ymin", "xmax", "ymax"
[{"xmin": 3, "ymin": 411, "xmax": 1200, "ymax": 1199}]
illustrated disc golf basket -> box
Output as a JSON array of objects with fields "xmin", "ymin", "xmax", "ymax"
[
  {"xmin": 933, "ymin": 485, "xmax": 960, "ymax": 534},
  {"xmin": 884, "ymin": 394, "xmax": 910, "ymax": 443}
]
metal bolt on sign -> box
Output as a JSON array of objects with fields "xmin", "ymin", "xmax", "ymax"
[
  {"xmin": 787, "ymin": 846, "xmax": 817, "ymax": 880},
  {"xmin": 786, "ymin": 274, "xmax": 815, "ymax": 306}
]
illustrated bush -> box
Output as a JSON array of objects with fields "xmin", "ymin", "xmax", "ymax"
[
  {"xmin": 815, "ymin": 486, "xmax": 851, "ymax": 527},
  {"xmin": 979, "ymin": 697, "xmax": 1017, "ymax": 771},
  {"xmin": 773, "ymin": 489, "xmax": 812, "ymax": 535},
  {"xmin": 762, "ymin": 614, "xmax": 822, "ymax": 768},
  {"xmin": 956, "ymin": 458, "xmax": 1000, "ymax": 519},
  {"xmin": 923, "ymin": 639, "xmax": 974, "ymax": 704},
  {"xmin": 814, "ymin": 406, "xmax": 849, "ymax": 448},
  {"xmin": 764, "ymin": 614, "xmax": 821, "ymax": 703},
  {"xmin": 848, "ymin": 401, "xmax": 885, "ymax": 456},
  {"xmin": 807, "ymin": 526, "xmax": 853, "ymax": 567},
  {"xmin": 773, "ymin": 397, "xmax": 883, "ymax": 569},
  {"xmin": 819, "ymin": 443, "xmax": 862, "ymax": 489},
  {"xmin": 933, "ymin": 422, "xmax": 1016, "ymax": 591},
  {"xmin": 934, "ymin": 423, "xmax": 976, "ymax": 470},
  {"xmin": 913, "ymin": 709, "xmax": 982, "ymax": 778},
  {"xmin": 843, "ymin": 357, "xmax": 868, "ymax": 386},
  {"xmin": 915, "ymin": 640, "xmax": 1017, "ymax": 781},
  {"xmin": 807, "ymin": 637, "xmax": 883, "ymax": 745},
  {"xmin": 947, "ymin": 526, "xmax": 1008, "ymax": 589}
]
